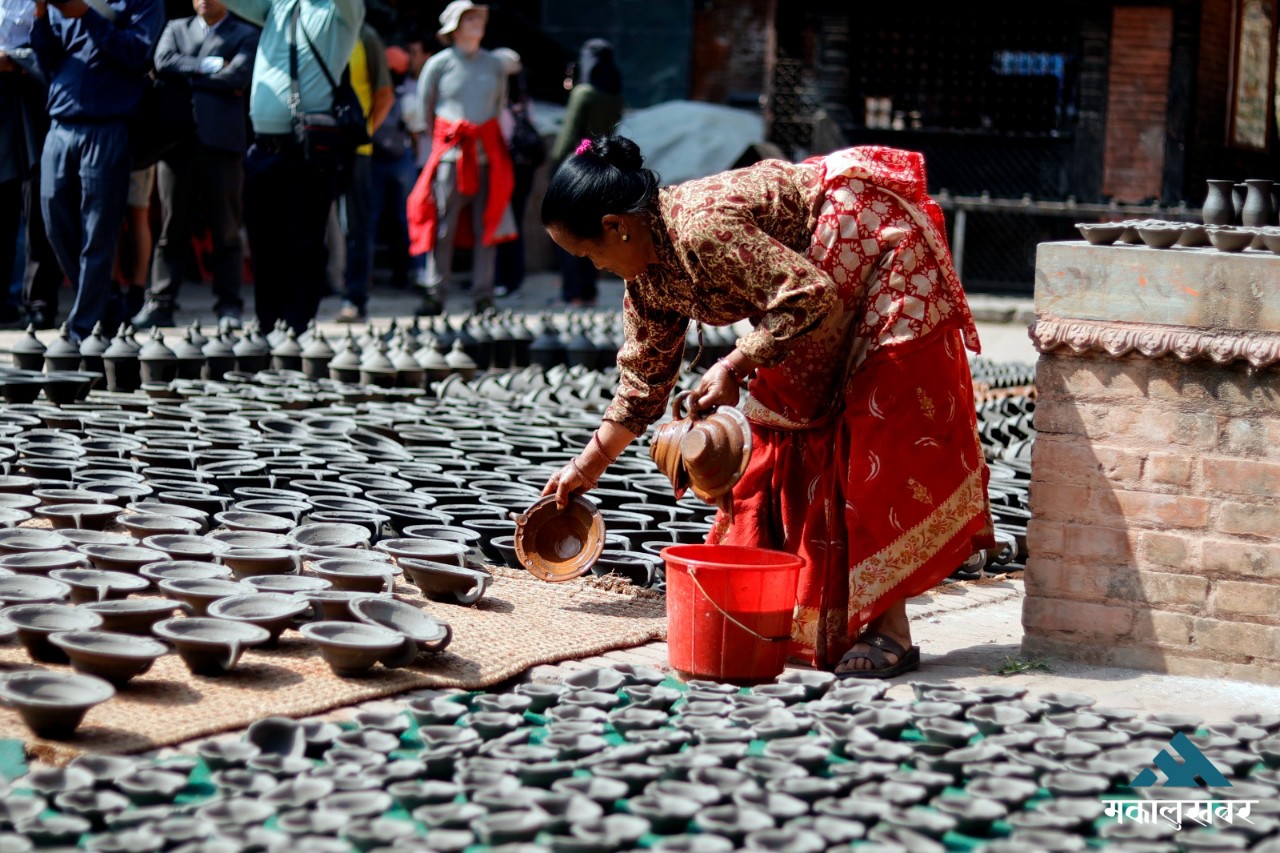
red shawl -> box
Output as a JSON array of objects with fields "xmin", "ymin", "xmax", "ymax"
[{"xmin": 407, "ymin": 117, "xmax": 516, "ymax": 254}]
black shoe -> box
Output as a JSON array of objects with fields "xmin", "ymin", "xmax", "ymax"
[
  {"xmin": 130, "ymin": 300, "xmax": 175, "ymax": 331},
  {"xmin": 473, "ymin": 296, "xmax": 495, "ymax": 314},
  {"xmin": 415, "ymin": 294, "xmax": 443, "ymax": 317},
  {"xmin": 21, "ymin": 307, "xmax": 54, "ymax": 331},
  {"xmin": 217, "ymin": 307, "xmax": 243, "ymax": 331}
]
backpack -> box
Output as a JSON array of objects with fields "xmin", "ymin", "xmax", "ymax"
[{"xmin": 507, "ymin": 101, "xmax": 545, "ymax": 170}]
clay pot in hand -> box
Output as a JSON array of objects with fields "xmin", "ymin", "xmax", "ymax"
[{"xmin": 511, "ymin": 494, "xmax": 605, "ymax": 583}]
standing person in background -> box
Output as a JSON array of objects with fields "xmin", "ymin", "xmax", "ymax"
[
  {"xmin": 407, "ymin": 0, "xmax": 518, "ymax": 316},
  {"xmin": 132, "ymin": 0, "xmax": 257, "ymax": 331},
  {"xmin": 113, "ymin": 164, "xmax": 155, "ymax": 330},
  {"xmin": 30, "ymin": 0, "xmax": 166, "ymax": 340},
  {"xmin": 0, "ymin": 0, "xmax": 61, "ymax": 329},
  {"xmin": 492, "ymin": 48, "xmax": 542, "ymax": 299},
  {"xmin": 364, "ymin": 43, "xmax": 415, "ymax": 293},
  {"xmin": 334, "ymin": 22, "xmax": 392, "ymax": 323},
  {"xmin": 399, "ymin": 31, "xmax": 431, "ymax": 287},
  {"xmin": 222, "ymin": 0, "xmax": 364, "ymax": 334},
  {"xmin": 548, "ymin": 38, "xmax": 623, "ymax": 308}
]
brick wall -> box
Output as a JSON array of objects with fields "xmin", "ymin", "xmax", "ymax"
[
  {"xmin": 1024, "ymin": 352, "xmax": 1280, "ymax": 684},
  {"xmin": 1102, "ymin": 6, "xmax": 1174, "ymax": 202}
]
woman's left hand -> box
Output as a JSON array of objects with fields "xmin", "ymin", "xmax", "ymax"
[{"xmin": 694, "ymin": 362, "xmax": 741, "ymax": 413}]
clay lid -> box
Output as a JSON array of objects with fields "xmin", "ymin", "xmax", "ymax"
[
  {"xmin": 171, "ymin": 329, "xmax": 204, "ymax": 361},
  {"xmin": 79, "ymin": 324, "xmax": 111, "ymax": 358},
  {"xmin": 139, "ymin": 329, "xmax": 176, "ymax": 362},
  {"xmin": 103, "ymin": 330, "xmax": 140, "ymax": 360},
  {"xmin": 328, "ymin": 332, "xmax": 363, "ymax": 370},
  {"xmin": 187, "ymin": 321, "xmax": 209, "ymax": 351},
  {"xmin": 415, "ymin": 342, "xmax": 449, "ymax": 371},
  {"xmin": 271, "ymin": 329, "xmax": 302, "ymax": 359},
  {"xmin": 12, "ymin": 325, "xmax": 46, "ymax": 356},
  {"xmin": 301, "ymin": 331, "xmax": 335, "ymax": 360},
  {"xmin": 444, "ymin": 339, "xmax": 476, "ymax": 370},
  {"xmin": 233, "ymin": 325, "xmax": 269, "ymax": 356},
  {"xmin": 512, "ymin": 494, "xmax": 605, "ymax": 583},
  {"xmin": 359, "ymin": 340, "xmax": 395, "ymax": 372},
  {"xmin": 45, "ymin": 325, "xmax": 81, "ymax": 359},
  {"xmin": 201, "ymin": 331, "xmax": 235, "ymax": 358}
]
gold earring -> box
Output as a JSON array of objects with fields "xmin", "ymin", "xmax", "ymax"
[{"xmin": 622, "ymin": 234, "xmax": 630, "ymax": 242}]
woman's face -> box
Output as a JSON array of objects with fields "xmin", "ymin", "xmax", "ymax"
[{"xmin": 548, "ymin": 219, "xmax": 650, "ymax": 281}]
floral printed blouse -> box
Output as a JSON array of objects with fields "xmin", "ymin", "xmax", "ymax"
[{"xmin": 603, "ymin": 159, "xmax": 834, "ymax": 435}]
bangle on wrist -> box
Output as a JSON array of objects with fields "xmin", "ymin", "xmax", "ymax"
[
  {"xmin": 569, "ymin": 456, "xmax": 598, "ymax": 488},
  {"xmin": 717, "ymin": 357, "xmax": 752, "ymax": 390},
  {"xmin": 591, "ymin": 431, "xmax": 618, "ymax": 465}
]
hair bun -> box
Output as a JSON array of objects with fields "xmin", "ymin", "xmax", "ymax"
[{"xmin": 593, "ymin": 136, "xmax": 644, "ymax": 172}]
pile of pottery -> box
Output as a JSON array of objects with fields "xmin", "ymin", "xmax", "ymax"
[
  {"xmin": 1074, "ymin": 219, "xmax": 1280, "ymax": 254},
  {"xmin": 1076, "ymin": 177, "xmax": 1280, "ymax": 255},
  {"xmin": 3, "ymin": 666, "xmax": 1280, "ymax": 852}
]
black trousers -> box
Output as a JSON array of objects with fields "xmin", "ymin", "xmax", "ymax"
[
  {"xmin": 16, "ymin": 172, "xmax": 63, "ymax": 315},
  {"xmin": 243, "ymin": 137, "xmax": 338, "ymax": 333},
  {"xmin": 151, "ymin": 145, "xmax": 244, "ymax": 313}
]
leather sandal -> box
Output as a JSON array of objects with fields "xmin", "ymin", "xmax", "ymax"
[{"xmin": 835, "ymin": 631, "xmax": 921, "ymax": 680}]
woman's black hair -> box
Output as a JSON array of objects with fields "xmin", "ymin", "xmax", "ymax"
[
  {"xmin": 579, "ymin": 39, "xmax": 622, "ymax": 96},
  {"xmin": 541, "ymin": 136, "xmax": 660, "ymax": 239}
]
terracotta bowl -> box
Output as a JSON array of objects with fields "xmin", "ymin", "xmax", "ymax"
[
  {"xmin": 49, "ymin": 568, "xmax": 149, "ymax": 604},
  {"xmin": 349, "ymin": 595, "xmax": 451, "ymax": 655},
  {"xmin": 1208, "ymin": 227, "xmax": 1255, "ymax": 253},
  {"xmin": 80, "ymin": 598, "xmax": 191, "ymax": 635},
  {"xmin": 311, "ymin": 558, "xmax": 400, "ymax": 594},
  {"xmin": 0, "ymin": 670, "xmax": 115, "ymax": 739},
  {"xmin": 300, "ymin": 621, "xmax": 419, "ymax": 677},
  {"xmin": 153, "ymin": 616, "xmax": 271, "ymax": 676},
  {"xmin": 398, "ymin": 558, "xmax": 491, "ymax": 605},
  {"xmin": 2, "ymin": 602, "xmax": 104, "ymax": 662},
  {"xmin": 1075, "ymin": 223, "xmax": 1125, "ymax": 246},
  {"xmin": 156, "ymin": 577, "xmax": 248, "ymax": 617},
  {"xmin": 511, "ymin": 494, "xmax": 604, "ymax": 582},
  {"xmin": 206, "ymin": 592, "xmax": 312, "ymax": 643},
  {"xmin": 48, "ymin": 630, "xmax": 169, "ymax": 687}
]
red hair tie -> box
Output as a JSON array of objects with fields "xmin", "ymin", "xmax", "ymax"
[{"xmin": 574, "ymin": 138, "xmax": 593, "ymax": 156}]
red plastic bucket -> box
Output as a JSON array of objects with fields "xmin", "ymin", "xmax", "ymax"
[{"xmin": 661, "ymin": 544, "xmax": 803, "ymax": 685}]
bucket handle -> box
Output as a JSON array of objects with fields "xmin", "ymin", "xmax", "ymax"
[{"xmin": 686, "ymin": 565, "xmax": 792, "ymax": 644}]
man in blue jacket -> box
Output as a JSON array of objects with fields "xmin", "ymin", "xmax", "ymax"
[
  {"xmin": 30, "ymin": 0, "xmax": 165, "ymax": 340},
  {"xmin": 131, "ymin": 0, "xmax": 258, "ymax": 331}
]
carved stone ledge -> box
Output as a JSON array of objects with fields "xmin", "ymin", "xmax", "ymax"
[{"xmin": 1030, "ymin": 317, "xmax": 1280, "ymax": 369}]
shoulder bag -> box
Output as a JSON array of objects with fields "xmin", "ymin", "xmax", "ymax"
[{"xmin": 287, "ymin": 3, "xmax": 369, "ymax": 172}]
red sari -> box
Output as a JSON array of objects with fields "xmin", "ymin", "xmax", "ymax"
[{"xmin": 705, "ymin": 148, "xmax": 994, "ymax": 669}]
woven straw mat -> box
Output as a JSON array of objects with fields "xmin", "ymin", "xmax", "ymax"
[{"xmin": 0, "ymin": 567, "xmax": 667, "ymax": 761}]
